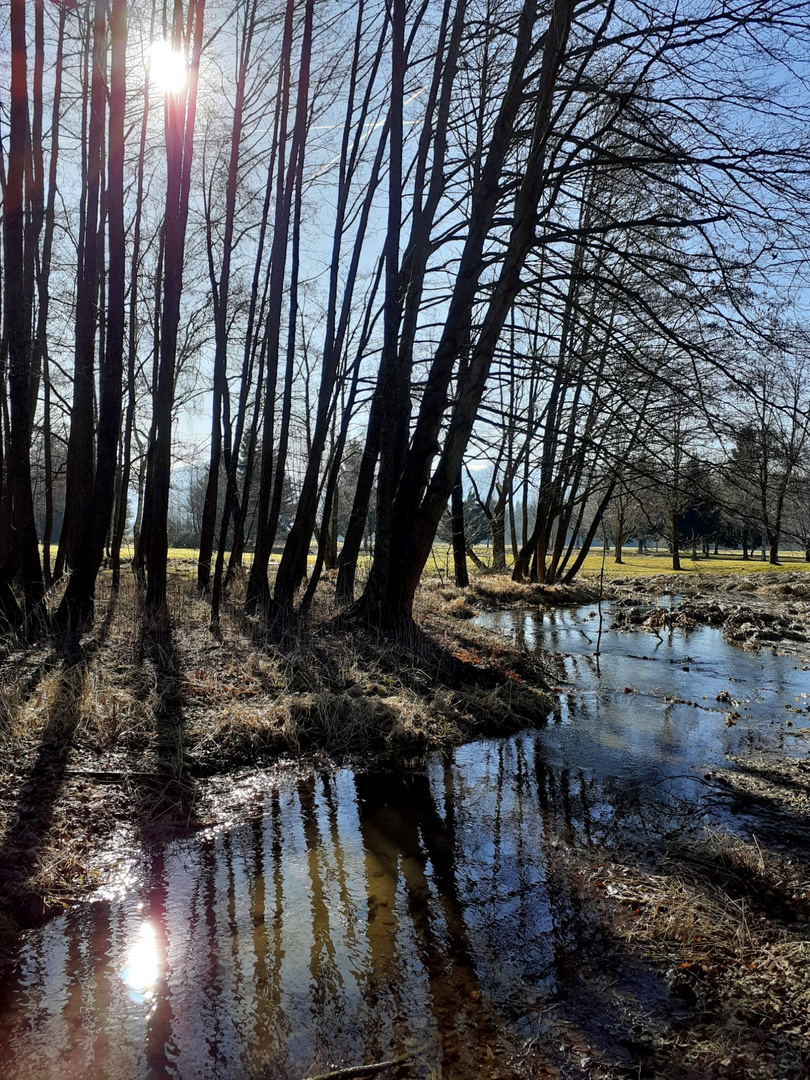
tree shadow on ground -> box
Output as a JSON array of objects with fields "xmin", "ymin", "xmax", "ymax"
[
  {"xmin": 0, "ymin": 652, "xmax": 87, "ymax": 929},
  {"xmin": 305, "ymin": 614, "xmax": 551, "ymax": 729},
  {"xmin": 134, "ymin": 615, "xmax": 198, "ymax": 838},
  {"xmin": 531, "ymin": 767, "xmax": 810, "ymax": 1080},
  {"xmin": 0, "ymin": 646, "xmax": 59, "ymax": 740},
  {"xmin": 718, "ymin": 757, "xmax": 810, "ymax": 849},
  {"xmin": 1, "ymin": 583, "xmax": 118, "ymax": 740}
]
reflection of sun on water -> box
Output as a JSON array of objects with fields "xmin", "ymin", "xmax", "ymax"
[
  {"xmin": 149, "ymin": 40, "xmax": 187, "ymax": 95},
  {"xmin": 123, "ymin": 922, "xmax": 159, "ymax": 1000}
]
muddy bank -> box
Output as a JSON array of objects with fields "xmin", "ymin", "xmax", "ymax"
[{"xmin": 607, "ymin": 573, "xmax": 810, "ymax": 653}]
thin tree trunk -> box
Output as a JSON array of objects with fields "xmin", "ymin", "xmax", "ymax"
[
  {"xmin": 0, "ymin": 0, "xmax": 45, "ymax": 631},
  {"xmin": 334, "ymin": 384, "xmax": 383, "ymax": 604},
  {"xmin": 671, "ymin": 511, "xmax": 681, "ymax": 571},
  {"xmin": 34, "ymin": 0, "xmax": 66, "ymax": 588},
  {"xmin": 26, "ymin": 0, "xmax": 47, "ymax": 436},
  {"xmin": 562, "ymin": 482, "xmax": 616, "ymax": 584},
  {"xmin": 245, "ymin": 0, "xmax": 300, "ymax": 611},
  {"xmin": 273, "ymin": 0, "xmax": 387, "ymax": 612},
  {"xmin": 111, "ymin": 2, "xmax": 152, "ymax": 591},
  {"xmin": 491, "ymin": 497, "xmax": 507, "ymax": 573},
  {"xmin": 451, "ymin": 463, "xmax": 469, "ymax": 588},
  {"xmin": 222, "ymin": 109, "xmax": 281, "ymax": 592},
  {"xmin": 197, "ymin": 1, "xmax": 257, "ymax": 592},
  {"xmin": 56, "ymin": 11, "xmax": 99, "ymax": 580},
  {"xmin": 614, "ymin": 503, "xmax": 624, "ymax": 564}
]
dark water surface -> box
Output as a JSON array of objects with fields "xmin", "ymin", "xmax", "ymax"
[{"xmin": 1, "ymin": 605, "xmax": 807, "ymax": 1079}]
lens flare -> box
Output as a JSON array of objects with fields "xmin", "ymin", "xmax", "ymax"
[{"xmin": 149, "ymin": 40, "xmax": 187, "ymax": 95}]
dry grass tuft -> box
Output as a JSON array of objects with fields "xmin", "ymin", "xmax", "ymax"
[
  {"xmin": 445, "ymin": 595, "xmax": 478, "ymax": 619},
  {"xmin": 586, "ymin": 828, "xmax": 810, "ymax": 1078}
]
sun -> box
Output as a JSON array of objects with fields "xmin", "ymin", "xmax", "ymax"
[{"xmin": 149, "ymin": 39, "xmax": 187, "ymax": 95}]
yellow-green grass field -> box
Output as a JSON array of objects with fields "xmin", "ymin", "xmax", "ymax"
[
  {"xmin": 134, "ymin": 544, "xmax": 810, "ymax": 582},
  {"xmin": 572, "ymin": 549, "xmax": 810, "ymax": 577}
]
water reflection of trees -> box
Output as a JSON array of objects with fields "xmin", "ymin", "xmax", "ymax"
[{"xmin": 1, "ymin": 742, "xmax": 614, "ymax": 1079}]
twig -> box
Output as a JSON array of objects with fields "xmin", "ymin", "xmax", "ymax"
[
  {"xmin": 595, "ymin": 540, "xmax": 607, "ymax": 661},
  {"xmin": 303, "ymin": 1046, "xmax": 422, "ymax": 1080},
  {"xmin": 62, "ymin": 768, "xmax": 160, "ymax": 780}
]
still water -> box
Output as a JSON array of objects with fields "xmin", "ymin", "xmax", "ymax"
[{"xmin": 1, "ymin": 606, "xmax": 807, "ymax": 1079}]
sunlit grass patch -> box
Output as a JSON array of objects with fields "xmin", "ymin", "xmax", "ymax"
[
  {"xmin": 115, "ymin": 542, "xmax": 810, "ymax": 583},
  {"xmin": 577, "ymin": 550, "xmax": 810, "ymax": 577}
]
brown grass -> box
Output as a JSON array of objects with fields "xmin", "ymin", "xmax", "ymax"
[{"xmin": 578, "ymin": 827, "xmax": 810, "ymax": 1079}]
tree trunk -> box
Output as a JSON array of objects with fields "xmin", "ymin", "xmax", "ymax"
[
  {"xmin": 334, "ymin": 383, "xmax": 383, "ymax": 603},
  {"xmin": 274, "ymin": 0, "xmax": 387, "ymax": 613},
  {"xmin": 671, "ymin": 512, "xmax": 681, "ymax": 571},
  {"xmin": 31, "ymin": 0, "xmax": 65, "ymax": 589},
  {"xmin": 614, "ymin": 505, "xmax": 624, "ymax": 564},
  {"xmin": 25, "ymin": 0, "xmax": 47, "ymax": 437},
  {"xmin": 451, "ymin": 464, "xmax": 468, "ymax": 588},
  {"xmin": 356, "ymin": 0, "xmax": 574, "ymax": 625},
  {"xmin": 196, "ymin": 388, "xmax": 222, "ymax": 592},
  {"xmin": 198, "ymin": 3, "xmax": 257, "ymax": 594},
  {"xmin": 245, "ymin": 0, "xmax": 300, "ymax": 612},
  {"xmin": 141, "ymin": 0, "xmax": 205, "ymax": 617},
  {"xmin": 491, "ymin": 504, "xmax": 507, "ymax": 574},
  {"xmin": 56, "ymin": 9, "xmax": 103, "ymax": 580},
  {"xmin": 111, "ymin": 52, "xmax": 150, "ymax": 590},
  {"xmin": 508, "ymin": 487, "xmax": 519, "ymax": 564},
  {"xmin": 0, "ymin": 0, "xmax": 45, "ymax": 632},
  {"xmin": 562, "ymin": 482, "xmax": 616, "ymax": 584},
  {"xmin": 56, "ymin": 0, "xmax": 127, "ymax": 630}
]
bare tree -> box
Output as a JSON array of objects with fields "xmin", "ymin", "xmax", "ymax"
[{"xmin": 139, "ymin": 0, "xmax": 206, "ymax": 617}]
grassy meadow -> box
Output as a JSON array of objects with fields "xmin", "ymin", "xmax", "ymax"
[{"xmin": 140, "ymin": 543, "xmax": 810, "ymax": 584}]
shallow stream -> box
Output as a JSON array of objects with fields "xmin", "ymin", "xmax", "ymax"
[{"xmin": 1, "ymin": 604, "xmax": 808, "ymax": 1079}]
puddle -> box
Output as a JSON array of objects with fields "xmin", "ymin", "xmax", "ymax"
[
  {"xmin": 1, "ymin": 605, "xmax": 808, "ymax": 1079},
  {"xmin": 477, "ymin": 604, "xmax": 810, "ymax": 793}
]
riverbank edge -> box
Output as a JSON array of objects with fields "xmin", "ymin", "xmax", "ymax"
[{"xmin": 1, "ymin": 572, "xmax": 560, "ymax": 948}]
